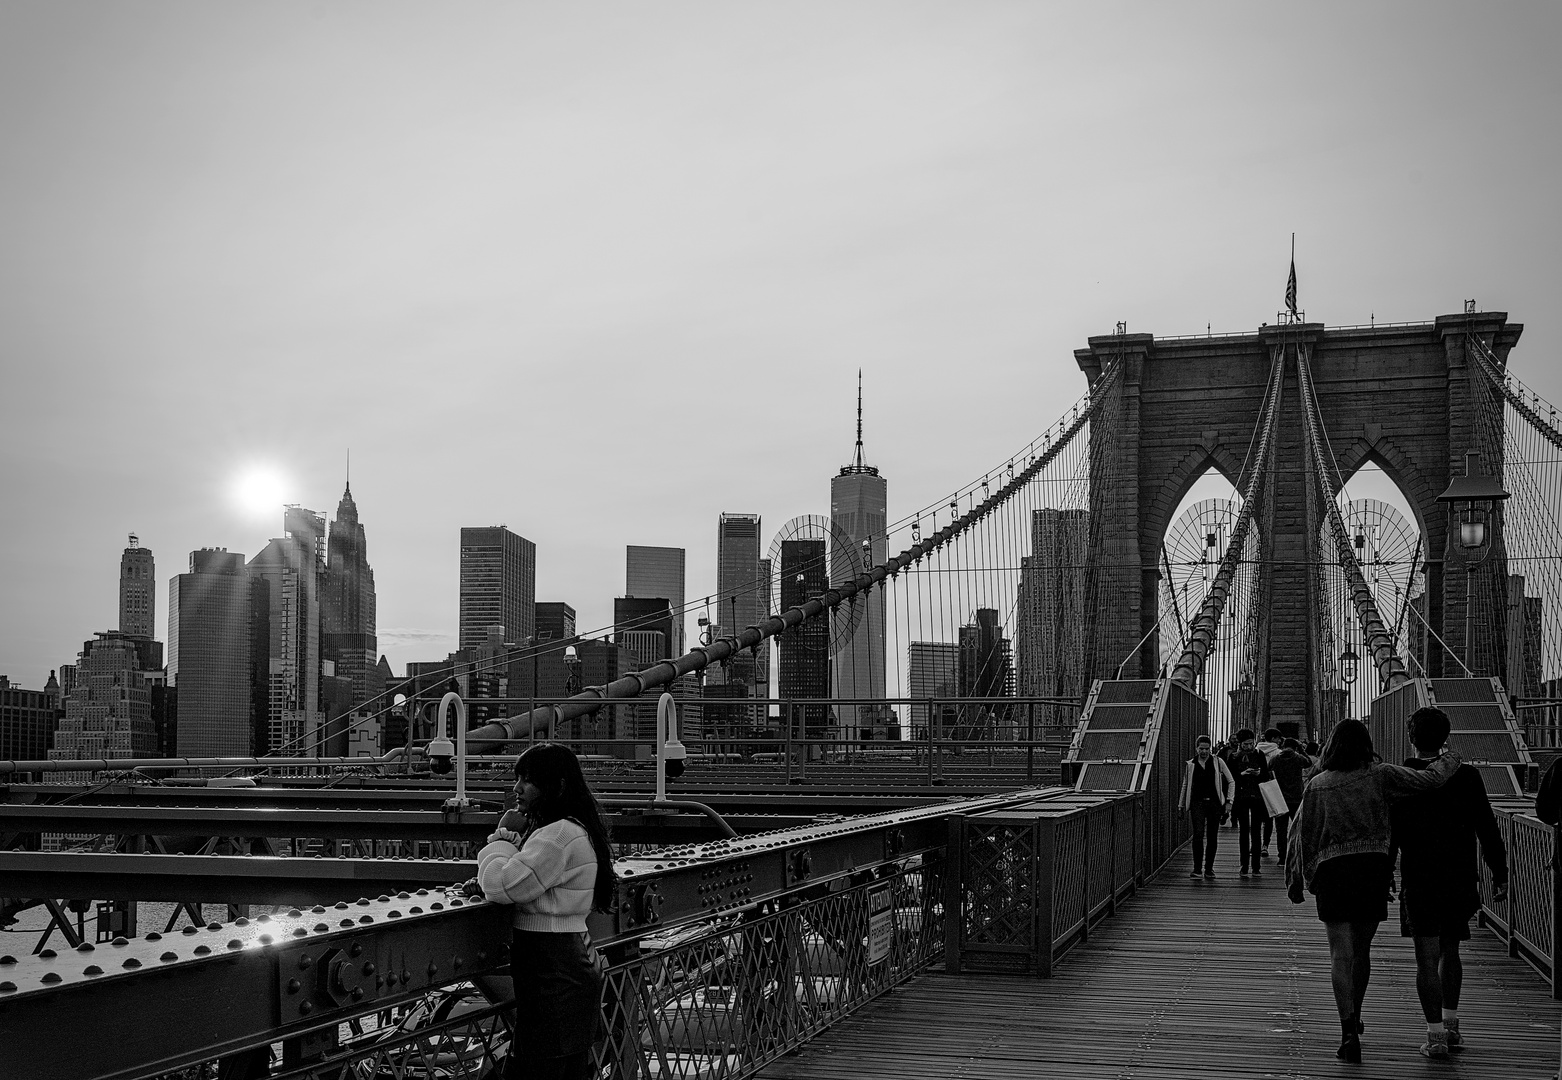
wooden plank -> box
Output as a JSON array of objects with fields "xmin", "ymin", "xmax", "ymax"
[{"xmin": 758, "ymin": 839, "xmax": 1560, "ymax": 1079}]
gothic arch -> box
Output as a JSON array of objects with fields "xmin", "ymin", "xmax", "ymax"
[
  {"xmin": 1332, "ymin": 433, "xmax": 1443, "ymax": 548},
  {"xmin": 1141, "ymin": 442, "xmax": 1249, "ymax": 559}
]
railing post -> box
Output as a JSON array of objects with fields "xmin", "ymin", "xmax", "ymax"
[
  {"xmin": 943, "ymin": 814, "xmax": 964, "ymax": 975},
  {"xmin": 1026, "ymin": 702, "xmax": 1035, "ymax": 783},
  {"xmin": 1036, "ymin": 814, "xmax": 1056, "ymax": 977},
  {"xmin": 1553, "ymin": 822, "xmax": 1561, "ymax": 1002},
  {"xmin": 784, "ymin": 702, "xmax": 793, "ymax": 785}
]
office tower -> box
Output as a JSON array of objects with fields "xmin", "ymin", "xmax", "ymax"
[
  {"xmin": 460, "ymin": 526, "xmax": 535, "ymax": 651},
  {"xmin": 168, "ymin": 548, "xmax": 251, "ymax": 756},
  {"xmin": 714, "ymin": 513, "xmax": 763, "ymax": 691},
  {"xmin": 627, "ymin": 546, "xmax": 686, "ymax": 656},
  {"xmin": 0, "ymin": 672, "xmax": 61, "ymax": 761},
  {"xmin": 119, "ymin": 535, "xmax": 156, "ymax": 641},
  {"xmin": 1015, "ymin": 509, "xmax": 1090, "ymax": 728},
  {"xmin": 778, "ymin": 537, "xmax": 830, "ymax": 734},
  {"xmin": 247, "ymin": 507, "xmax": 326, "ymax": 756},
  {"xmin": 536, "ymin": 602, "xmax": 577, "ymax": 643},
  {"xmin": 321, "ymin": 482, "xmax": 381, "ymax": 711},
  {"xmin": 1507, "ymin": 574, "xmax": 1544, "ymax": 701},
  {"xmin": 907, "ymin": 642, "xmax": 959, "ymax": 737},
  {"xmin": 959, "ymin": 608, "xmax": 1014, "ymax": 734},
  {"xmin": 830, "ymin": 375, "xmax": 887, "ymax": 734},
  {"xmin": 50, "ymin": 632, "xmax": 158, "ymax": 769}
]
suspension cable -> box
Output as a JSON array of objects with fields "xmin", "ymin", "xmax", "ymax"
[
  {"xmin": 1294, "ymin": 339, "xmax": 1410, "ymax": 690},
  {"xmin": 1170, "ymin": 344, "xmax": 1285, "ymax": 688},
  {"xmin": 466, "ymin": 359, "xmax": 1126, "ymax": 748}
]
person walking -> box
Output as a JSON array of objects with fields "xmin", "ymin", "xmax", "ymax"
[
  {"xmin": 478, "ymin": 743, "xmax": 616, "ymax": 1080},
  {"xmin": 1229, "ymin": 728, "xmax": 1272, "ymax": 875},
  {"xmin": 1286, "ymin": 718, "xmax": 1461, "ymax": 1063},
  {"xmin": 1255, "ymin": 727, "xmax": 1285, "ymax": 858},
  {"xmin": 1269, "ymin": 737, "xmax": 1311, "ymax": 860},
  {"xmin": 1390, "ymin": 707, "xmax": 1508, "ymax": 1059},
  {"xmin": 1178, "ymin": 734, "xmax": 1235, "ymax": 879}
]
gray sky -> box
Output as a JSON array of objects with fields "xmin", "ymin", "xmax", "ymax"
[{"xmin": 3, "ymin": 2, "xmax": 1559, "ymax": 688}]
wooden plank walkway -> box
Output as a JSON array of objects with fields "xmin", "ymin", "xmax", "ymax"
[{"xmin": 759, "ymin": 838, "xmax": 1559, "ymax": 1079}]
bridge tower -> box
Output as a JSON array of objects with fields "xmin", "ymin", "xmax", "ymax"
[{"xmin": 1075, "ymin": 311, "xmax": 1522, "ymax": 733}]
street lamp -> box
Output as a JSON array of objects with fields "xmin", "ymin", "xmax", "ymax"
[
  {"xmin": 1437, "ymin": 451, "xmax": 1510, "ymax": 670},
  {"xmin": 1339, "ymin": 645, "xmax": 1359, "ymax": 689}
]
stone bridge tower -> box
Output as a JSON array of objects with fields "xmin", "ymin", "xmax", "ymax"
[{"xmin": 1074, "ymin": 311, "xmax": 1522, "ymax": 734}]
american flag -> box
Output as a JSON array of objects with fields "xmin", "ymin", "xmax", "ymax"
[{"xmin": 1285, "ymin": 240, "xmax": 1297, "ymax": 316}]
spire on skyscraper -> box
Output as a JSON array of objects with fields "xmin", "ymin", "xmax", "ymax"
[{"xmin": 839, "ymin": 369, "xmax": 878, "ymax": 477}]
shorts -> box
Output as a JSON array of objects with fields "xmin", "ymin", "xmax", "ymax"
[
  {"xmin": 1313, "ymin": 852, "xmax": 1392, "ymax": 925},
  {"xmin": 1398, "ymin": 889, "xmax": 1475, "ymax": 941}
]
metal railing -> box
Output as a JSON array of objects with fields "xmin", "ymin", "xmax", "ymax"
[{"xmin": 1479, "ymin": 805, "xmax": 1558, "ymax": 999}]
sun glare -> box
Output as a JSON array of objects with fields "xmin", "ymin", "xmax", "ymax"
[{"xmin": 232, "ymin": 465, "xmax": 290, "ymax": 521}]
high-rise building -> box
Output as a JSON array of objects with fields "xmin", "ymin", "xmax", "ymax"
[
  {"xmin": 460, "ymin": 526, "xmax": 535, "ymax": 651},
  {"xmin": 959, "ymin": 608, "xmax": 1014, "ymax": 735},
  {"xmin": 50, "ymin": 632, "xmax": 158, "ymax": 770},
  {"xmin": 908, "ymin": 642, "xmax": 959, "ymax": 737},
  {"xmin": 627, "ymin": 546, "xmax": 686, "ymax": 656},
  {"xmin": 248, "ymin": 507, "xmax": 326, "ymax": 756},
  {"xmin": 0, "ymin": 672, "xmax": 61, "ymax": 762},
  {"xmin": 830, "ymin": 375, "xmax": 887, "ymax": 734},
  {"xmin": 714, "ymin": 514, "xmax": 763, "ymax": 692},
  {"xmin": 321, "ymin": 482, "xmax": 381, "ymax": 712},
  {"xmin": 778, "ymin": 538, "xmax": 830, "ymax": 734},
  {"xmin": 168, "ymin": 548, "xmax": 251, "ymax": 756},
  {"xmin": 119, "ymin": 535, "xmax": 156, "ymax": 641},
  {"xmin": 535, "ymin": 602, "xmax": 577, "ymax": 643},
  {"xmin": 1015, "ymin": 509, "xmax": 1090, "ymax": 728}
]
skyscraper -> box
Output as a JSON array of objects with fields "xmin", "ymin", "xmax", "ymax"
[
  {"xmin": 959, "ymin": 608, "xmax": 1014, "ymax": 734},
  {"xmin": 50, "ymin": 632, "xmax": 158, "ymax": 771},
  {"xmin": 248, "ymin": 507, "xmax": 326, "ymax": 756},
  {"xmin": 908, "ymin": 641, "xmax": 959, "ymax": 737},
  {"xmin": 460, "ymin": 526, "xmax": 535, "ymax": 650},
  {"xmin": 168, "ymin": 548, "xmax": 251, "ymax": 756},
  {"xmin": 627, "ymin": 546, "xmax": 686, "ymax": 656},
  {"xmin": 0, "ymin": 673, "xmax": 61, "ymax": 762},
  {"xmin": 778, "ymin": 537, "xmax": 830, "ymax": 733},
  {"xmin": 1015, "ymin": 508, "xmax": 1090, "ymax": 728},
  {"xmin": 830, "ymin": 374, "xmax": 887, "ymax": 735},
  {"xmin": 119, "ymin": 535, "xmax": 156, "ymax": 641},
  {"xmin": 714, "ymin": 514, "xmax": 763, "ymax": 692},
  {"xmin": 320, "ymin": 482, "xmax": 381, "ymax": 710}
]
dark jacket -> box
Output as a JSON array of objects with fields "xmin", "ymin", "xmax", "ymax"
[
  {"xmin": 1538, "ymin": 757, "xmax": 1560, "ymax": 826},
  {"xmin": 1389, "ymin": 758, "xmax": 1507, "ymax": 914},
  {"xmin": 1230, "ymin": 747, "xmax": 1272, "ymax": 803},
  {"xmin": 1269, "ymin": 749, "xmax": 1310, "ymax": 812}
]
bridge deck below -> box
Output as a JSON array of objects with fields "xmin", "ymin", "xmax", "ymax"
[{"xmin": 759, "ymin": 841, "xmax": 1558, "ymax": 1080}]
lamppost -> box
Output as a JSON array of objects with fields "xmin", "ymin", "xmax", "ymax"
[{"xmin": 1437, "ymin": 451, "xmax": 1509, "ymax": 672}]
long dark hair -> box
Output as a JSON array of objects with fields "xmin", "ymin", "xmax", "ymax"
[
  {"xmin": 515, "ymin": 743, "xmax": 616, "ymax": 912},
  {"xmin": 1318, "ymin": 718, "xmax": 1377, "ymax": 773}
]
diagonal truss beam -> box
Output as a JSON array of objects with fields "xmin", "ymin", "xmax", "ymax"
[
  {"xmin": 1294, "ymin": 339, "xmax": 1409, "ymax": 691},
  {"xmin": 1169, "ymin": 345, "xmax": 1286, "ymax": 688},
  {"xmin": 467, "ymin": 360, "xmax": 1126, "ymax": 749}
]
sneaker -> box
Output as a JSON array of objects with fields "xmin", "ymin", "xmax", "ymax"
[
  {"xmin": 1251, "ymin": 865, "xmax": 1262, "ymax": 876},
  {"xmin": 1204, "ymin": 870, "xmax": 1215, "ymax": 880},
  {"xmin": 1240, "ymin": 867, "xmax": 1250, "ymax": 876},
  {"xmin": 1445, "ymin": 1020, "xmax": 1463, "ymax": 1051},
  {"xmin": 1420, "ymin": 1030, "xmax": 1450, "ymax": 1059},
  {"xmin": 1190, "ymin": 870, "xmax": 1203, "ymax": 879}
]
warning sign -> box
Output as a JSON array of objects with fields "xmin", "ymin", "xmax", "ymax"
[{"xmin": 867, "ymin": 884, "xmax": 893, "ymax": 965}]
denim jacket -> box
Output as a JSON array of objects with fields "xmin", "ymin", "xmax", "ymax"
[{"xmin": 1285, "ymin": 753, "xmax": 1460, "ymax": 891}]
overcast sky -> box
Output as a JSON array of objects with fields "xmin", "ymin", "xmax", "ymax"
[{"xmin": 2, "ymin": 2, "xmax": 1559, "ymax": 689}]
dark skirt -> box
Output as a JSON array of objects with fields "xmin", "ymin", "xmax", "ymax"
[
  {"xmin": 1313, "ymin": 852, "xmax": 1392, "ymax": 925},
  {"xmin": 509, "ymin": 929, "xmax": 604, "ymax": 1066}
]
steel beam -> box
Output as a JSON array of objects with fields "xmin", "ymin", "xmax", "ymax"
[
  {"xmin": 0, "ymin": 890, "xmax": 510, "ymax": 1080},
  {"xmin": 0, "ymin": 853, "xmax": 474, "ymax": 905}
]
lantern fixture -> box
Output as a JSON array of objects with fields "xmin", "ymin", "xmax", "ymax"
[
  {"xmin": 1339, "ymin": 645, "xmax": 1360, "ymax": 689},
  {"xmin": 1437, "ymin": 451, "xmax": 1508, "ymax": 552}
]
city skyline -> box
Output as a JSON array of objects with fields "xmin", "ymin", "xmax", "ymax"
[{"xmin": 4, "ymin": 6, "xmax": 1561, "ymax": 691}]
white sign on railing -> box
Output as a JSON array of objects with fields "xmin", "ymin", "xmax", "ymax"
[{"xmin": 867, "ymin": 883, "xmax": 894, "ymax": 965}]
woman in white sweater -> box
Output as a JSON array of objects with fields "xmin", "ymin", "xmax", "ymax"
[{"xmin": 477, "ymin": 743, "xmax": 615, "ymax": 1080}]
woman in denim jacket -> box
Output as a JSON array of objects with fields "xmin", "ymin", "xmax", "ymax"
[{"xmin": 1285, "ymin": 718, "xmax": 1459, "ymax": 1063}]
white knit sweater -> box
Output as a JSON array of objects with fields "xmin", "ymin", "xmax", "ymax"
[{"xmin": 476, "ymin": 818, "xmax": 598, "ymax": 932}]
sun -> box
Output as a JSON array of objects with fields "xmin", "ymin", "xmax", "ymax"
[{"xmin": 231, "ymin": 465, "xmax": 290, "ymax": 522}]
